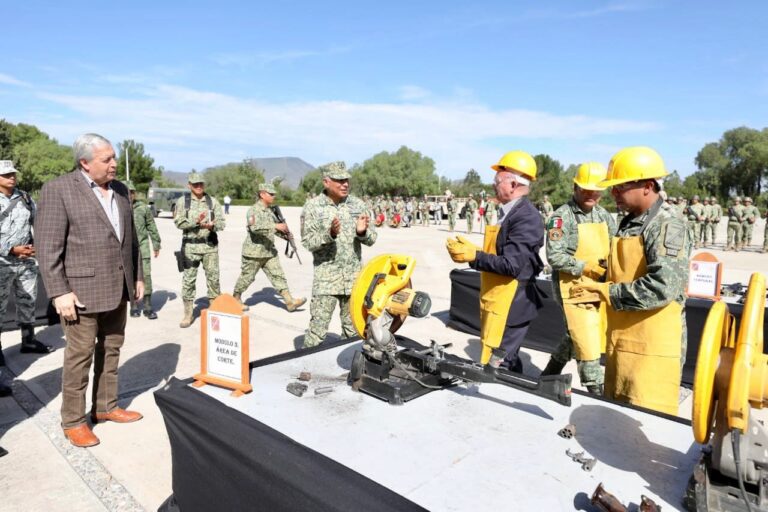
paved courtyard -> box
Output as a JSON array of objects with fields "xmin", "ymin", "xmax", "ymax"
[{"xmin": 0, "ymin": 205, "xmax": 765, "ymax": 511}]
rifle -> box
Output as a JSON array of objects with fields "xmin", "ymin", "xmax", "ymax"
[{"xmin": 270, "ymin": 205, "xmax": 302, "ymax": 264}]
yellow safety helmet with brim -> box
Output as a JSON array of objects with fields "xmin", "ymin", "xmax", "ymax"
[
  {"xmin": 491, "ymin": 151, "xmax": 537, "ymax": 181},
  {"xmin": 600, "ymin": 146, "xmax": 668, "ymax": 188},
  {"xmin": 573, "ymin": 162, "xmax": 608, "ymax": 191}
]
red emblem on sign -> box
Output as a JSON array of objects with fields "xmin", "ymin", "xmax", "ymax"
[
  {"xmin": 692, "ymin": 263, "xmax": 699, "ymax": 271},
  {"xmin": 211, "ymin": 316, "xmax": 220, "ymax": 331}
]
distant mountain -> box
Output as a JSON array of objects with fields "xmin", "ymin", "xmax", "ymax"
[
  {"xmin": 250, "ymin": 157, "xmax": 316, "ymax": 189},
  {"xmin": 159, "ymin": 157, "xmax": 315, "ymax": 189}
]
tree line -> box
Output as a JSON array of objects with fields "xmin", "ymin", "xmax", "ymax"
[{"xmin": 2, "ymin": 119, "xmax": 765, "ymax": 208}]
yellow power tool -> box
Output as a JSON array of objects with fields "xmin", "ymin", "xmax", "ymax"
[{"xmin": 688, "ymin": 272, "xmax": 768, "ymax": 511}]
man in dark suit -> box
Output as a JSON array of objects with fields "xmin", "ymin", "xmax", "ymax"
[
  {"xmin": 446, "ymin": 151, "xmax": 544, "ymax": 373},
  {"xmin": 37, "ymin": 133, "xmax": 144, "ymax": 448}
]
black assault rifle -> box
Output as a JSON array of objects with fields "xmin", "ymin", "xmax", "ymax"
[{"xmin": 270, "ymin": 205, "xmax": 302, "ymax": 264}]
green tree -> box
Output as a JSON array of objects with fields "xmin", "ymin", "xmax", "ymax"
[
  {"xmin": 529, "ymin": 154, "xmax": 571, "ymax": 207},
  {"xmin": 298, "ymin": 169, "xmax": 324, "ymax": 196},
  {"xmin": 117, "ymin": 140, "xmax": 157, "ymax": 194},
  {"xmin": 696, "ymin": 126, "xmax": 768, "ymax": 198},
  {"xmin": 12, "ymin": 137, "xmax": 72, "ymax": 192},
  {"xmin": 203, "ymin": 160, "xmax": 265, "ymax": 201},
  {"xmin": 352, "ymin": 146, "xmax": 438, "ymax": 196},
  {"xmin": 662, "ymin": 170, "xmax": 685, "ymax": 199},
  {"xmin": 0, "ymin": 119, "xmax": 13, "ymax": 160}
]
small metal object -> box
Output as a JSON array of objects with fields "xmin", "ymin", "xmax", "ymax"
[
  {"xmin": 639, "ymin": 495, "xmax": 661, "ymax": 512},
  {"xmin": 558, "ymin": 423, "xmax": 576, "ymax": 439},
  {"xmin": 314, "ymin": 386, "xmax": 334, "ymax": 395},
  {"xmin": 298, "ymin": 371, "xmax": 312, "ymax": 381},
  {"xmin": 591, "ymin": 483, "xmax": 628, "ymax": 512},
  {"xmin": 286, "ymin": 382, "xmax": 308, "ymax": 397},
  {"xmin": 566, "ymin": 449, "xmax": 597, "ymax": 472}
]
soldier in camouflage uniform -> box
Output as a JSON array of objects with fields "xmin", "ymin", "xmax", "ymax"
[
  {"xmin": 726, "ymin": 197, "xmax": 744, "ymax": 251},
  {"xmin": 709, "ymin": 197, "xmax": 722, "ymax": 246},
  {"xmin": 232, "ymin": 183, "xmax": 306, "ymax": 313},
  {"xmin": 419, "ymin": 195, "xmax": 430, "ymax": 226},
  {"xmin": 741, "ymin": 197, "xmax": 759, "ymax": 249},
  {"xmin": 700, "ymin": 197, "xmax": 712, "ymax": 247},
  {"xmin": 571, "ymin": 147, "xmax": 690, "ymax": 415},
  {"xmin": 763, "ymin": 208, "xmax": 768, "ymax": 253},
  {"xmin": 127, "ymin": 182, "xmax": 161, "ymax": 319},
  {"xmin": 173, "ymin": 172, "xmax": 225, "ymax": 328},
  {"xmin": 483, "ymin": 197, "xmax": 495, "ymax": 227},
  {"xmin": 541, "ymin": 162, "xmax": 616, "ymax": 394},
  {"xmin": 539, "ymin": 194, "xmax": 554, "ymax": 222},
  {"xmin": 0, "ymin": 161, "xmax": 53, "ymax": 383},
  {"xmin": 686, "ymin": 195, "xmax": 705, "ymax": 249},
  {"xmin": 447, "ymin": 193, "xmax": 457, "ymax": 232},
  {"xmin": 676, "ymin": 197, "xmax": 687, "ymax": 218},
  {"xmin": 465, "ymin": 193, "xmax": 477, "ymax": 233},
  {"xmin": 301, "ymin": 162, "xmax": 377, "ymax": 347}
]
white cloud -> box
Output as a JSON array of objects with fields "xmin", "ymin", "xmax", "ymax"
[
  {"xmin": 36, "ymin": 83, "xmax": 659, "ymax": 176},
  {"xmin": 0, "ymin": 73, "xmax": 30, "ymax": 87},
  {"xmin": 399, "ymin": 85, "xmax": 431, "ymax": 101},
  {"xmin": 211, "ymin": 46, "xmax": 349, "ymax": 68}
]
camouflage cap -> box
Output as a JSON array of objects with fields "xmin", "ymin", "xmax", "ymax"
[
  {"xmin": 710, "ymin": 196, "xmax": 717, "ymax": 202},
  {"xmin": 734, "ymin": 196, "xmax": 741, "ymax": 202},
  {"xmin": 125, "ymin": 180, "xmax": 137, "ymax": 192},
  {"xmin": 320, "ymin": 161, "xmax": 351, "ymax": 180},
  {"xmin": 744, "ymin": 196, "xmax": 752, "ymax": 203},
  {"xmin": 0, "ymin": 160, "xmax": 19, "ymax": 174},
  {"xmin": 692, "ymin": 195, "xmax": 699, "ymax": 200},
  {"xmin": 188, "ymin": 171, "xmax": 205, "ymax": 184},
  {"xmin": 258, "ymin": 182, "xmax": 277, "ymax": 195}
]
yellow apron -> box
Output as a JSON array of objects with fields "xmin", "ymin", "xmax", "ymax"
[
  {"xmin": 605, "ymin": 236, "xmax": 683, "ymax": 415},
  {"xmin": 479, "ymin": 225, "xmax": 518, "ymax": 364},
  {"xmin": 558, "ymin": 223, "xmax": 610, "ymax": 360}
]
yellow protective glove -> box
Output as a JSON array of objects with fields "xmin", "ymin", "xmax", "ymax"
[
  {"xmin": 582, "ymin": 261, "xmax": 607, "ymax": 281},
  {"xmin": 445, "ymin": 235, "xmax": 479, "ymax": 263},
  {"xmin": 567, "ymin": 282, "xmax": 612, "ymax": 304}
]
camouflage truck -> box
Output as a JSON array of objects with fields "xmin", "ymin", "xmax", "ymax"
[{"xmin": 147, "ymin": 187, "xmax": 187, "ymax": 217}]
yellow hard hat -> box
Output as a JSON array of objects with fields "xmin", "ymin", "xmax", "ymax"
[
  {"xmin": 601, "ymin": 146, "xmax": 668, "ymax": 188},
  {"xmin": 573, "ymin": 162, "xmax": 608, "ymax": 191},
  {"xmin": 491, "ymin": 151, "xmax": 537, "ymax": 181}
]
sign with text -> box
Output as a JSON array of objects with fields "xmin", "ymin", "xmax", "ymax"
[
  {"xmin": 687, "ymin": 252, "xmax": 722, "ymax": 301},
  {"xmin": 193, "ymin": 294, "xmax": 252, "ymax": 397}
]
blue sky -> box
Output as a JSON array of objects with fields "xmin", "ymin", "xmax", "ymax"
[{"xmin": 1, "ymin": 0, "xmax": 766, "ymax": 179}]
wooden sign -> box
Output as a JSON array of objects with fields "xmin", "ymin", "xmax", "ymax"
[
  {"xmin": 687, "ymin": 252, "xmax": 722, "ymax": 301},
  {"xmin": 193, "ymin": 294, "xmax": 252, "ymax": 397}
]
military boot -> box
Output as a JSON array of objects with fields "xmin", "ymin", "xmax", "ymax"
[
  {"xmin": 540, "ymin": 357, "xmax": 567, "ymax": 376},
  {"xmin": 142, "ymin": 295, "xmax": 157, "ymax": 320},
  {"xmin": 179, "ymin": 301, "xmax": 194, "ymax": 328},
  {"xmin": 19, "ymin": 324, "xmax": 53, "ymax": 354},
  {"xmin": 280, "ymin": 290, "xmax": 306, "ymax": 312},
  {"xmin": 233, "ymin": 292, "xmax": 249, "ymax": 311},
  {"xmin": 586, "ymin": 384, "xmax": 604, "ymax": 395}
]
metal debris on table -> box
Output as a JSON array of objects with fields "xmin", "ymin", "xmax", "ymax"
[
  {"xmin": 286, "ymin": 382, "xmax": 308, "ymax": 397},
  {"xmin": 566, "ymin": 449, "xmax": 596, "ymax": 472},
  {"xmin": 314, "ymin": 386, "xmax": 334, "ymax": 395},
  {"xmin": 557, "ymin": 423, "xmax": 575, "ymax": 439}
]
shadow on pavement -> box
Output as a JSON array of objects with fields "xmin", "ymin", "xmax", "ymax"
[{"xmin": 148, "ymin": 290, "xmax": 178, "ymax": 312}]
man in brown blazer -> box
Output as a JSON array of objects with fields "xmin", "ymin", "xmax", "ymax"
[{"xmin": 37, "ymin": 133, "xmax": 144, "ymax": 448}]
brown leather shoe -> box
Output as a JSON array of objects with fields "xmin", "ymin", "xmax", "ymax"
[
  {"xmin": 91, "ymin": 408, "xmax": 143, "ymax": 424},
  {"xmin": 63, "ymin": 424, "xmax": 100, "ymax": 448}
]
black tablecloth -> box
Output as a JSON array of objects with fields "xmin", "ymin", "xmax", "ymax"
[
  {"xmin": 155, "ymin": 340, "xmax": 427, "ymax": 512},
  {"xmin": 447, "ymin": 269, "xmax": 768, "ymax": 387}
]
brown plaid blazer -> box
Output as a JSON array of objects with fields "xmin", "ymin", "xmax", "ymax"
[{"xmin": 37, "ymin": 170, "xmax": 142, "ymax": 314}]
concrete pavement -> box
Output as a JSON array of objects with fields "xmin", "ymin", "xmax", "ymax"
[{"xmin": 0, "ymin": 205, "xmax": 765, "ymax": 511}]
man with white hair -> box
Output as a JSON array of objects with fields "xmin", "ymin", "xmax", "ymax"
[
  {"xmin": 446, "ymin": 151, "xmax": 544, "ymax": 373},
  {"xmin": 37, "ymin": 133, "xmax": 144, "ymax": 447}
]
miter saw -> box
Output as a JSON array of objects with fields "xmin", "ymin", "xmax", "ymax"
[
  {"xmin": 347, "ymin": 254, "xmax": 572, "ymax": 407},
  {"xmin": 688, "ymin": 272, "xmax": 768, "ymax": 511}
]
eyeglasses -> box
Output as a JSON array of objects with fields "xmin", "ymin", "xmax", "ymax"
[
  {"xmin": 190, "ymin": 182, "xmax": 205, "ymax": 187},
  {"xmin": 493, "ymin": 177, "xmax": 516, "ymax": 186}
]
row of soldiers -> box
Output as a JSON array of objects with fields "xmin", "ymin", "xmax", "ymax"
[
  {"xmin": 665, "ymin": 195, "xmax": 764, "ymax": 251},
  {"xmin": 364, "ymin": 193, "xmax": 500, "ymax": 233}
]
